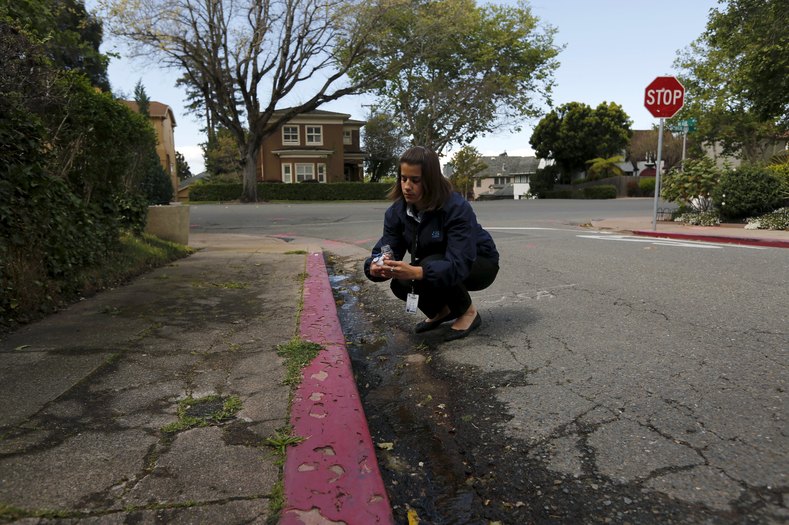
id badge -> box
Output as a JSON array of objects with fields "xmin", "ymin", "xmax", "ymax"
[{"xmin": 406, "ymin": 293, "xmax": 419, "ymax": 314}]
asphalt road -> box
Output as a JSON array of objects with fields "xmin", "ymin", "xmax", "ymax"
[{"xmin": 190, "ymin": 200, "xmax": 788, "ymax": 523}]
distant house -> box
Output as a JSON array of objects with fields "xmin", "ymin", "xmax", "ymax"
[
  {"xmin": 120, "ymin": 100, "xmax": 178, "ymax": 193},
  {"xmin": 471, "ymin": 153, "xmax": 539, "ymax": 200},
  {"xmin": 176, "ymin": 171, "xmax": 209, "ymax": 203},
  {"xmin": 258, "ymin": 109, "xmax": 366, "ymax": 183},
  {"xmin": 702, "ymin": 137, "xmax": 788, "ymax": 170}
]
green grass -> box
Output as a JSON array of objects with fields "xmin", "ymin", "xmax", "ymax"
[
  {"xmin": 264, "ymin": 425, "xmax": 306, "ymax": 519},
  {"xmin": 1, "ymin": 232, "xmax": 193, "ymax": 333},
  {"xmin": 162, "ymin": 395, "xmax": 242, "ymax": 434},
  {"xmin": 275, "ymin": 338, "xmax": 322, "ymax": 386},
  {"xmin": 265, "ymin": 426, "xmax": 306, "ymax": 456}
]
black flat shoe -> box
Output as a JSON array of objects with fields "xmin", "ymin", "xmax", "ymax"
[
  {"xmin": 414, "ymin": 312, "xmax": 456, "ymax": 334},
  {"xmin": 444, "ymin": 313, "xmax": 482, "ymax": 342}
]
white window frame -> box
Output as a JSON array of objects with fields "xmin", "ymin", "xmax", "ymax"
[
  {"xmin": 317, "ymin": 163, "xmax": 327, "ymax": 183},
  {"xmin": 282, "ymin": 126, "xmax": 299, "ymax": 145},
  {"xmin": 343, "ymin": 130, "xmax": 352, "ymax": 145},
  {"xmin": 281, "ymin": 163, "xmax": 292, "ymax": 183},
  {"xmin": 306, "ymin": 125, "xmax": 323, "ymax": 146},
  {"xmin": 295, "ymin": 163, "xmax": 314, "ymax": 182}
]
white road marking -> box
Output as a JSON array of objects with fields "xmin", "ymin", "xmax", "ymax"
[
  {"xmin": 487, "ymin": 227, "xmax": 582, "ymax": 232},
  {"xmin": 577, "ymin": 234, "xmax": 765, "ymax": 250}
]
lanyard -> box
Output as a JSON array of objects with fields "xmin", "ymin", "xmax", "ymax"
[{"xmin": 410, "ymin": 221, "xmax": 420, "ymax": 293}]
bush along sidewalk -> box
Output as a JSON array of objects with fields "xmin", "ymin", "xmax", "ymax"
[
  {"xmin": 662, "ymin": 159, "xmax": 788, "ymax": 230},
  {"xmin": 746, "ymin": 207, "xmax": 789, "ymax": 230},
  {"xmin": 189, "ymin": 181, "xmax": 392, "ymax": 202}
]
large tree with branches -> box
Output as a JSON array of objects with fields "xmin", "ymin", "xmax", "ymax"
[
  {"xmin": 348, "ymin": 0, "xmax": 560, "ymax": 154},
  {"xmin": 673, "ymin": 0, "xmax": 787, "ymax": 161},
  {"xmin": 100, "ymin": 0, "xmax": 400, "ymax": 201}
]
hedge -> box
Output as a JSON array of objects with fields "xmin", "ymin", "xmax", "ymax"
[
  {"xmin": 582, "ymin": 185, "xmax": 617, "ymax": 199},
  {"xmin": 542, "ymin": 185, "xmax": 617, "ymax": 199},
  {"xmin": 190, "ymin": 182, "xmax": 393, "ymax": 201}
]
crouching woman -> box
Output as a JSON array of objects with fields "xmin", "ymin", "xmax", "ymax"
[{"xmin": 364, "ymin": 146, "xmax": 499, "ymax": 341}]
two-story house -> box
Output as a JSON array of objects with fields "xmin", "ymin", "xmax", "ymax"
[
  {"xmin": 258, "ymin": 109, "xmax": 365, "ymax": 183},
  {"xmin": 472, "ymin": 153, "xmax": 539, "ymax": 200},
  {"xmin": 120, "ymin": 100, "xmax": 178, "ymax": 194}
]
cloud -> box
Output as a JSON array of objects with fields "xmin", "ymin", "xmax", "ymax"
[{"xmin": 176, "ymin": 144, "xmax": 206, "ymax": 175}]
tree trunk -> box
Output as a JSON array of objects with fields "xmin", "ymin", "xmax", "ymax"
[{"xmin": 241, "ymin": 147, "xmax": 259, "ymax": 202}]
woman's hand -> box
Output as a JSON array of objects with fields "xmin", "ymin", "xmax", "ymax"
[
  {"xmin": 386, "ymin": 260, "xmax": 423, "ymax": 281},
  {"xmin": 370, "ymin": 257, "xmax": 423, "ymax": 280},
  {"xmin": 369, "ymin": 259, "xmax": 390, "ymax": 279}
]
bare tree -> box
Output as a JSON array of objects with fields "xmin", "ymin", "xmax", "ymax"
[{"xmin": 100, "ymin": 0, "xmax": 399, "ymax": 201}]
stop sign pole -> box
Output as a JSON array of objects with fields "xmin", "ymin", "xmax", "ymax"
[{"xmin": 644, "ymin": 76, "xmax": 685, "ymax": 230}]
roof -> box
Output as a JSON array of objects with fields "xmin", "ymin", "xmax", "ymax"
[
  {"xmin": 272, "ymin": 108, "xmax": 366, "ymax": 125},
  {"xmin": 475, "ymin": 155, "xmax": 539, "ymax": 178},
  {"xmin": 178, "ymin": 171, "xmax": 209, "ymax": 190},
  {"xmin": 120, "ymin": 100, "xmax": 177, "ymax": 126}
]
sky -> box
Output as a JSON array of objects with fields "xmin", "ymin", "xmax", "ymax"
[{"xmin": 95, "ymin": 0, "xmax": 722, "ymax": 174}]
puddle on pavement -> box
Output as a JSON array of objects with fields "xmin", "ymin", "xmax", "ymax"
[{"xmin": 327, "ymin": 260, "xmax": 479, "ymax": 524}]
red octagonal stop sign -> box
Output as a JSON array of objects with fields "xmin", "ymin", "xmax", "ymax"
[{"xmin": 644, "ymin": 76, "xmax": 685, "ymax": 118}]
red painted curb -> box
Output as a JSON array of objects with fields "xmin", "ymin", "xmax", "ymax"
[
  {"xmin": 281, "ymin": 252, "xmax": 394, "ymax": 525},
  {"xmin": 632, "ymin": 230, "xmax": 789, "ymax": 248}
]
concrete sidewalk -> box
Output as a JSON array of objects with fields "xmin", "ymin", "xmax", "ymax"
[
  {"xmin": 0, "ymin": 233, "xmax": 387, "ymax": 524},
  {"xmin": 591, "ymin": 217, "xmax": 789, "ymax": 248}
]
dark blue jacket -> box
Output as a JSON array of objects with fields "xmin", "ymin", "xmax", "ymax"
[{"xmin": 364, "ymin": 193, "xmax": 499, "ymax": 288}]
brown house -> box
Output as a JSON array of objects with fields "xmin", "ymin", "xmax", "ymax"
[
  {"xmin": 120, "ymin": 100, "xmax": 178, "ymax": 194},
  {"xmin": 258, "ymin": 109, "xmax": 365, "ymax": 183}
]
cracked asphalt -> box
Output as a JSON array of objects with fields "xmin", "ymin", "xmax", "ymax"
[{"xmin": 327, "ymin": 225, "xmax": 787, "ymax": 524}]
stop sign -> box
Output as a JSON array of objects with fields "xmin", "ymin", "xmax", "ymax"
[{"xmin": 644, "ymin": 76, "xmax": 685, "ymax": 118}]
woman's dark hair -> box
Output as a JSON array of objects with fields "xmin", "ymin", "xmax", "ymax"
[{"xmin": 388, "ymin": 146, "xmax": 453, "ymax": 210}]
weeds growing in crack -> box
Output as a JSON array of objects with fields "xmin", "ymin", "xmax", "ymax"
[
  {"xmin": 275, "ymin": 338, "xmax": 322, "ymax": 387},
  {"xmin": 161, "ymin": 394, "xmax": 242, "ymax": 434},
  {"xmin": 265, "ymin": 426, "xmax": 306, "ymax": 457},
  {"xmin": 264, "ymin": 426, "xmax": 306, "ymax": 521}
]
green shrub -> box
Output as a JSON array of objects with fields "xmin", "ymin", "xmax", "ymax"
[
  {"xmin": 711, "ymin": 165, "xmax": 783, "ymax": 221},
  {"xmin": 542, "ymin": 189, "xmax": 574, "ymax": 199},
  {"xmin": 140, "ymin": 150, "xmax": 174, "ymax": 205},
  {"xmin": 115, "ymin": 193, "xmax": 149, "ymax": 235},
  {"xmin": 189, "ymin": 182, "xmax": 243, "ymax": 202},
  {"xmin": 528, "ymin": 165, "xmax": 559, "ymax": 198},
  {"xmin": 582, "ymin": 185, "xmax": 617, "ymax": 199},
  {"xmin": 638, "ymin": 177, "xmax": 655, "ymax": 196},
  {"xmin": 766, "ymin": 163, "xmax": 789, "ymax": 203},
  {"xmin": 189, "ymin": 182, "xmax": 392, "ymax": 202},
  {"xmin": 661, "ymin": 157, "xmax": 720, "ymax": 211}
]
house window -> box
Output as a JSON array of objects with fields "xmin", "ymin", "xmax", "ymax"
[
  {"xmin": 475, "ymin": 179, "xmax": 481, "ymax": 188},
  {"xmin": 283, "ymin": 126, "xmax": 299, "ymax": 145},
  {"xmin": 306, "ymin": 126, "xmax": 323, "ymax": 145},
  {"xmin": 317, "ymin": 163, "xmax": 326, "ymax": 183},
  {"xmin": 282, "ymin": 163, "xmax": 292, "ymax": 183},
  {"xmin": 296, "ymin": 163, "xmax": 314, "ymax": 182},
  {"xmin": 343, "ymin": 130, "xmax": 352, "ymax": 145}
]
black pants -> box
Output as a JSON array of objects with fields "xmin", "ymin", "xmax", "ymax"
[{"xmin": 390, "ymin": 254, "xmax": 499, "ymax": 318}]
